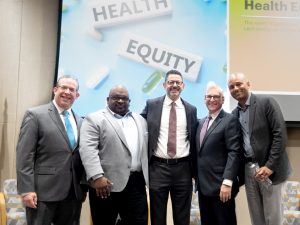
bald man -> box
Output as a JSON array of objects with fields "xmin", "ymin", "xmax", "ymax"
[
  {"xmin": 79, "ymin": 85, "xmax": 149, "ymax": 225},
  {"xmin": 228, "ymin": 73, "xmax": 292, "ymax": 225}
]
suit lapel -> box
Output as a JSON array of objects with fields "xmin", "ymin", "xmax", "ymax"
[
  {"xmin": 103, "ymin": 109, "xmax": 130, "ymax": 151},
  {"xmin": 249, "ymin": 95, "xmax": 257, "ymax": 136},
  {"xmin": 72, "ymin": 111, "xmax": 82, "ymax": 150},
  {"xmin": 152, "ymin": 97, "xmax": 164, "ymax": 144},
  {"xmin": 232, "ymin": 108, "xmax": 239, "ymax": 118},
  {"xmin": 197, "ymin": 119, "xmax": 205, "ymax": 153},
  {"xmin": 48, "ymin": 103, "xmax": 71, "ymax": 149},
  {"xmin": 182, "ymin": 99, "xmax": 192, "ymax": 140},
  {"xmin": 201, "ymin": 110, "xmax": 224, "ymax": 147},
  {"xmin": 132, "ymin": 113, "xmax": 142, "ymax": 150}
]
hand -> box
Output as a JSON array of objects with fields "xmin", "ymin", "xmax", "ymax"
[
  {"xmin": 255, "ymin": 166, "xmax": 273, "ymax": 182},
  {"xmin": 220, "ymin": 184, "xmax": 232, "ymax": 203},
  {"xmin": 93, "ymin": 177, "xmax": 113, "ymax": 199},
  {"xmin": 22, "ymin": 192, "xmax": 37, "ymax": 208}
]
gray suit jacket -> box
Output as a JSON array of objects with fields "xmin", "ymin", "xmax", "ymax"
[
  {"xmin": 232, "ymin": 93, "xmax": 292, "ymax": 184},
  {"xmin": 196, "ymin": 109, "xmax": 242, "ymax": 197},
  {"xmin": 16, "ymin": 102, "xmax": 85, "ymax": 201},
  {"xmin": 79, "ymin": 108, "xmax": 149, "ymax": 192}
]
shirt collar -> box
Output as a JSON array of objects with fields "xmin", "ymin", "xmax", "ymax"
[
  {"xmin": 209, "ymin": 108, "xmax": 222, "ymax": 120},
  {"xmin": 237, "ymin": 93, "xmax": 251, "ymax": 111},
  {"xmin": 106, "ymin": 106, "xmax": 132, "ymax": 119},
  {"xmin": 164, "ymin": 95, "xmax": 183, "ymax": 107},
  {"xmin": 52, "ymin": 100, "xmax": 72, "ymax": 115}
]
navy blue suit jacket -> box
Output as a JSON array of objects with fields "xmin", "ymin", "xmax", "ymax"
[{"xmin": 196, "ymin": 109, "xmax": 243, "ymax": 197}]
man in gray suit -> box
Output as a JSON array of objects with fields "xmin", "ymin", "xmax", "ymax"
[
  {"xmin": 79, "ymin": 85, "xmax": 148, "ymax": 225},
  {"xmin": 228, "ymin": 73, "xmax": 292, "ymax": 225},
  {"xmin": 196, "ymin": 82, "xmax": 242, "ymax": 225},
  {"xmin": 141, "ymin": 70, "xmax": 198, "ymax": 225},
  {"xmin": 16, "ymin": 75, "xmax": 86, "ymax": 225}
]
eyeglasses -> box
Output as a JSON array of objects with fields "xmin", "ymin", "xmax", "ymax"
[
  {"xmin": 205, "ymin": 95, "xmax": 221, "ymax": 100},
  {"xmin": 110, "ymin": 96, "xmax": 130, "ymax": 102},
  {"xmin": 57, "ymin": 85, "xmax": 76, "ymax": 94},
  {"xmin": 167, "ymin": 80, "xmax": 183, "ymax": 86}
]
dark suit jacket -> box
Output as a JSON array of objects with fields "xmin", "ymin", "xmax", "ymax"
[
  {"xmin": 16, "ymin": 102, "xmax": 85, "ymax": 201},
  {"xmin": 196, "ymin": 109, "xmax": 242, "ymax": 197},
  {"xmin": 141, "ymin": 96, "xmax": 198, "ymax": 173},
  {"xmin": 232, "ymin": 93, "xmax": 292, "ymax": 185}
]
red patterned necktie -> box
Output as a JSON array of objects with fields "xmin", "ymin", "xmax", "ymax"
[
  {"xmin": 167, "ymin": 102, "xmax": 176, "ymax": 158},
  {"xmin": 199, "ymin": 116, "xmax": 211, "ymax": 146}
]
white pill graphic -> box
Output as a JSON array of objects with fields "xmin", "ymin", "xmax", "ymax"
[
  {"xmin": 86, "ymin": 27, "xmax": 103, "ymax": 41},
  {"xmin": 86, "ymin": 67, "xmax": 109, "ymax": 89}
]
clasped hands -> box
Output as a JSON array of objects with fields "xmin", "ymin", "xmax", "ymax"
[
  {"xmin": 254, "ymin": 166, "xmax": 273, "ymax": 182},
  {"xmin": 93, "ymin": 176, "xmax": 113, "ymax": 199}
]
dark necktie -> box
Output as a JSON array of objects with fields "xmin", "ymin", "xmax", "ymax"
[
  {"xmin": 199, "ymin": 116, "xmax": 211, "ymax": 146},
  {"xmin": 63, "ymin": 111, "xmax": 76, "ymax": 149},
  {"xmin": 167, "ymin": 102, "xmax": 176, "ymax": 158}
]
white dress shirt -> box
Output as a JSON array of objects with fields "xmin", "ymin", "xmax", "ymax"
[
  {"xmin": 52, "ymin": 100, "xmax": 78, "ymax": 142},
  {"xmin": 155, "ymin": 96, "xmax": 190, "ymax": 159},
  {"xmin": 113, "ymin": 110, "xmax": 141, "ymax": 172}
]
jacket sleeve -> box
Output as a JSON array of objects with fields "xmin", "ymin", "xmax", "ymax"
[{"xmin": 16, "ymin": 110, "xmax": 38, "ymax": 194}]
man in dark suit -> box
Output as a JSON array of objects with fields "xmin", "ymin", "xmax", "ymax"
[
  {"xmin": 141, "ymin": 70, "xmax": 198, "ymax": 225},
  {"xmin": 16, "ymin": 75, "xmax": 86, "ymax": 225},
  {"xmin": 228, "ymin": 73, "xmax": 292, "ymax": 225},
  {"xmin": 79, "ymin": 85, "xmax": 149, "ymax": 225},
  {"xmin": 196, "ymin": 82, "xmax": 242, "ymax": 225}
]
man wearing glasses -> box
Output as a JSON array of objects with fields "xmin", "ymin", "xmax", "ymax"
[
  {"xmin": 141, "ymin": 70, "xmax": 198, "ymax": 225},
  {"xmin": 195, "ymin": 82, "xmax": 243, "ymax": 225},
  {"xmin": 79, "ymin": 85, "xmax": 149, "ymax": 225},
  {"xmin": 16, "ymin": 75, "xmax": 86, "ymax": 225}
]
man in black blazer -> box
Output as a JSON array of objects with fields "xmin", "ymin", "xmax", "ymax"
[
  {"xmin": 16, "ymin": 75, "xmax": 86, "ymax": 225},
  {"xmin": 196, "ymin": 82, "xmax": 242, "ymax": 225},
  {"xmin": 141, "ymin": 70, "xmax": 198, "ymax": 225},
  {"xmin": 228, "ymin": 73, "xmax": 292, "ymax": 225}
]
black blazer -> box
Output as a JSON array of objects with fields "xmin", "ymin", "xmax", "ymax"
[
  {"xmin": 196, "ymin": 109, "xmax": 243, "ymax": 197},
  {"xmin": 232, "ymin": 93, "xmax": 292, "ymax": 184},
  {"xmin": 141, "ymin": 96, "xmax": 198, "ymax": 171}
]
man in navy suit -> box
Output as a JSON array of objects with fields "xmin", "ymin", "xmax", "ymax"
[
  {"xmin": 141, "ymin": 70, "xmax": 198, "ymax": 225},
  {"xmin": 16, "ymin": 75, "xmax": 86, "ymax": 225},
  {"xmin": 228, "ymin": 73, "xmax": 292, "ymax": 225},
  {"xmin": 196, "ymin": 82, "xmax": 242, "ymax": 225}
]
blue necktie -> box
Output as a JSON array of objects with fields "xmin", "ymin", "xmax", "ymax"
[{"xmin": 62, "ymin": 111, "xmax": 76, "ymax": 149}]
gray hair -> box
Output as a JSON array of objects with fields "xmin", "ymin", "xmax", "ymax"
[{"xmin": 206, "ymin": 81, "xmax": 224, "ymax": 96}]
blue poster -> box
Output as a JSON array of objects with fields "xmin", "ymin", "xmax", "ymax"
[{"xmin": 58, "ymin": 0, "xmax": 227, "ymax": 117}]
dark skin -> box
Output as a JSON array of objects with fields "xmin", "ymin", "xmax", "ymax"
[{"xmin": 93, "ymin": 85, "xmax": 131, "ymax": 198}]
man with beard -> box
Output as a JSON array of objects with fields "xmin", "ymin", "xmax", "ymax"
[
  {"xmin": 16, "ymin": 75, "xmax": 86, "ymax": 225},
  {"xmin": 141, "ymin": 70, "xmax": 198, "ymax": 225},
  {"xmin": 79, "ymin": 85, "xmax": 149, "ymax": 225}
]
